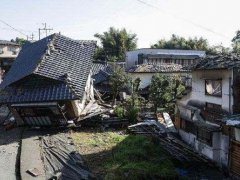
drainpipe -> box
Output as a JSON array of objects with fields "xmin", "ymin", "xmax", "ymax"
[{"xmin": 229, "ymin": 77, "xmax": 232, "ymax": 114}]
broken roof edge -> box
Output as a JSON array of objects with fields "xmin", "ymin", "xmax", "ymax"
[{"xmin": 187, "ymin": 54, "xmax": 240, "ymax": 71}]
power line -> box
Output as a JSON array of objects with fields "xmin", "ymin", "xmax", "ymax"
[
  {"xmin": 0, "ymin": 19, "xmax": 28, "ymax": 38},
  {"xmin": 136, "ymin": 0, "xmax": 230, "ymax": 40}
]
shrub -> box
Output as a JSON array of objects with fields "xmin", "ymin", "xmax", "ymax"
[{"xmin": 114, "ymin": 105, "xmax": 125, "ymax": 118}]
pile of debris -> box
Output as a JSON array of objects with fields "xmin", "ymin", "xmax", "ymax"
[
  {"xmin": 76, "ymin": 100, "xmax": 129, "ymax": 128},
  {"xmin": 128, "ymin": 113, "xmax": 211, "ymax": 163}
]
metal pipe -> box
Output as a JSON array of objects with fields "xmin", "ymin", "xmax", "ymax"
[{"xmin": 229, "ymin": 77, "xmax": 232, "ymax": 114}]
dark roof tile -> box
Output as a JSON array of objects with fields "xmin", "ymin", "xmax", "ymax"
[{"xmin": 0, "ymin": 34, "xmax": 96, "ymax": 103}]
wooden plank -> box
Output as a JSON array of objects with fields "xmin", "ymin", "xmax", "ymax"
[{"xmin": 230, "ymin": 140, "xmax": 240, "ymax": 176}]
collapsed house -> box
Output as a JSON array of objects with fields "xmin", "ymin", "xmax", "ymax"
[
  {"xmin": 175, "ymin": 55, "xmax": 240, "ymax": 176},
  {"xmin": 0, "ymin": 33, "xmax": 96, "ymax": 126}
]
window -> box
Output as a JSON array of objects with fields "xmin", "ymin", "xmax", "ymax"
[
  {"xmin": 197, "ymin": 128, "xmax": 212, "ymax": 146},
  {"xmin": 205, "ymin": 79, "xmax": 222, "ymax": 97},
  {"xmin": 180, "ymin": 118, "xmax": 196, "ymax": 135},
  {"xmin": 7, "ymin": 46, "xmax": 15, "ymax": 52},
  {"xmin": 206, "ymin": 102, "xmax": 221, "ymax": 110}
]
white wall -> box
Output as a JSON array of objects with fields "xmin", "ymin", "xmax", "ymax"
[
  {"xmin": 179, "ymin": 69, "xmax": 233, "ymax": 113},
  {"xmin": 179, "ymin": 129, "xmax": 229, "ymax": 167}
]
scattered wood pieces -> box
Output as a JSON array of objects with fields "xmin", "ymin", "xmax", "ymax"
[
  {"xmin": 128, "ymin": 119, "xmax": 211, "ymax": 163},
  {"xmin": 26, "ymin": 168, "xmax": 41, "ymax": 177}
]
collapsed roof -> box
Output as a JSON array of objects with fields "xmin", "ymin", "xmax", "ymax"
[
  {"xmin": 189, "ymin": 55, "xmax": 240, "ymax": 70},
  {"xmin": 91, "ymin": 61, "xmax": 106, "ymax": 76},
  {"xmin": 128, "ymin": 63, "xmax": 189, "ymax": 73},
  {"xmin": 0, "ymin": 33, "xmax": 96, "ymax": 103},
  {"xmin": 92, "ymin": 64, "xmax": 114, "ymax": 84}
]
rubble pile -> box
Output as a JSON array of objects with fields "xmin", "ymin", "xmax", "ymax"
[{"xmin": 128, "ymin": 117, "xmax": 211, "ymax": 163}]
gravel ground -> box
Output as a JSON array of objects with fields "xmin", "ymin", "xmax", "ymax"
[{"xmin": 0, "ymin": 127, "xmax": 22, "ymax": 180}]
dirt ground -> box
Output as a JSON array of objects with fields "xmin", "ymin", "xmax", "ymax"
[{"xmin": 0, "ymin": 126, "xmax": 22, "ymax": 180}]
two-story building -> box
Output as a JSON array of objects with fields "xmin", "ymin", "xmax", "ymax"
[
  {"xmin": 125, "ymin": 48, "xmax": 206, "ymax": 69},
  {"xmin": 175, "ymin": 55, "xmax": 240, "ymax": 176},
  {"xmin": 126, "ymin": 49, "xmax": 204, "ymax": 96},
  {"xmin": 0, "ymin": 40, "xmax": 20, "ymax": 82}
]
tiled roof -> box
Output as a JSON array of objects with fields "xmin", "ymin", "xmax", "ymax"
[
  {"xmin": 0, "ymin": 34, "xmax": 96, "ymax": 103},
  {"xmin": 128, "ymin": 63, "xmax": 189, "ymax": 73},
  {"xmin": 92, "ymin": 64, "xmax": 114, "ymax": 84},
  {"xmin": 0, "ymin": 76, "xmax": 78, "ymax": 103},
  {"xmin": 189, "ymin": 55, "xmax": 240, "ymax": 70},
  {"xmin": 91, "ymin": 61, "xmax": 106, "ymax": 75},
  {"xmin": 0, "ymin": 40, "xmax": 20, "ymax": 46}
]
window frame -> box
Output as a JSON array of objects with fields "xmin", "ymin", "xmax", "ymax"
[
  {"xmin": 197, "ymin": 128, "xmax": 212, "ymax": 146},
  {"xmin": 205, "ymin": 79, "xmax": 222, "ymax": 97}
]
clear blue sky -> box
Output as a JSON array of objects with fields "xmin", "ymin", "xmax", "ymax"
[{"xmin": 1, "ymin": 0, "xmax": 239, "ymax": 48}]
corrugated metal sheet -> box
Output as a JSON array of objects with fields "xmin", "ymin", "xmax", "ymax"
[{"xmin": 24, "ymin": 116, "xmax": 52, "ymax": 126}]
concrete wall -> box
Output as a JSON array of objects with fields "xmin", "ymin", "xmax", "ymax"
[
  {"xmin": 179, "ymin": 129, "xmax": 229, "ymax": 167},
  {"xmin": 177, "ymin": 69, "xmax": 232, "ymax": 167}
]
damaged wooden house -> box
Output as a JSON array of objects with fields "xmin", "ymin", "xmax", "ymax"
[
  {"xmin": 175, "ymin": 55, "xmax": 240, "ymax": 176},
  {"xmin": 0, "ymin": 33, "xmax": 96, "ymax": 126}
]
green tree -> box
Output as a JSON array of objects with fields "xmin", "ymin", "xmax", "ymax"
[
  {"xmin": 11, "ymin": 37, "xmax": 28, "ymax": 46},
  {"xmin": 94, "ymin": 27, "xmax": 137, "ymax": 61},
  {"xmin": 149, "ymin": 74, "xmax": 185, "ymax": 113},
  {"xmin": 232, "ymin": 30, "xmax": 240, "ymax": 55},
  {"xmin": 151, "ymin": 34, "xmax": 217, "ymax": 54},
  {"xmin": 110, "ymin": 66, "xmax": 129, "ymax": 106}
]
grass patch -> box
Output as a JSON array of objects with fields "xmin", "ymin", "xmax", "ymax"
[{"xmin": 71, "ymin": 129, "xmax": 177, "ymax": 179}]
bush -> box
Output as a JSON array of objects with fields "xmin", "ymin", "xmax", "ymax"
[
  {"xmin": 114, "ymin": 105, "xmax": 125, "ymax": 118},
  {"xmin": 125, "ymin": 106, "xmax": 139, "ymax": 124}
]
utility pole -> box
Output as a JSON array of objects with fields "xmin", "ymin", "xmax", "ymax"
[
  {"xmin": 27, "ymin": 33, "xmax": 34, "ymax": 41},
  {"xmin": 38, "ymin": 23, "xmax": 53, "ymax": 40}
]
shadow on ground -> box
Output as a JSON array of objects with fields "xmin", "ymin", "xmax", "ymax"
[{"xmin": 72, "ymin": 128, "xmax": 227, "ymax": 180}]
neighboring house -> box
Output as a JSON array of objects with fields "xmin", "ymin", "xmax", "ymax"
[
  {"xmin": 128, "ymin": 63, "xmax": 191, "ymax": 96},
  {"xmin": 125, "ymin": 48, "xmax": 205, "ymax": 69},
  {"xmin": 92, "ymin": 63, "xmax": 114, "ymax": 94},
  {"xmin": 175, "ymin": 55, "xmax": 240, "ymax": 176},
  {"xmin": 0, "ymin": 33, "xmax": 96, "ymax": 127},
  {"xmin": 0, "ymin": 40, "xmax": 20, "ymax": 82}
]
